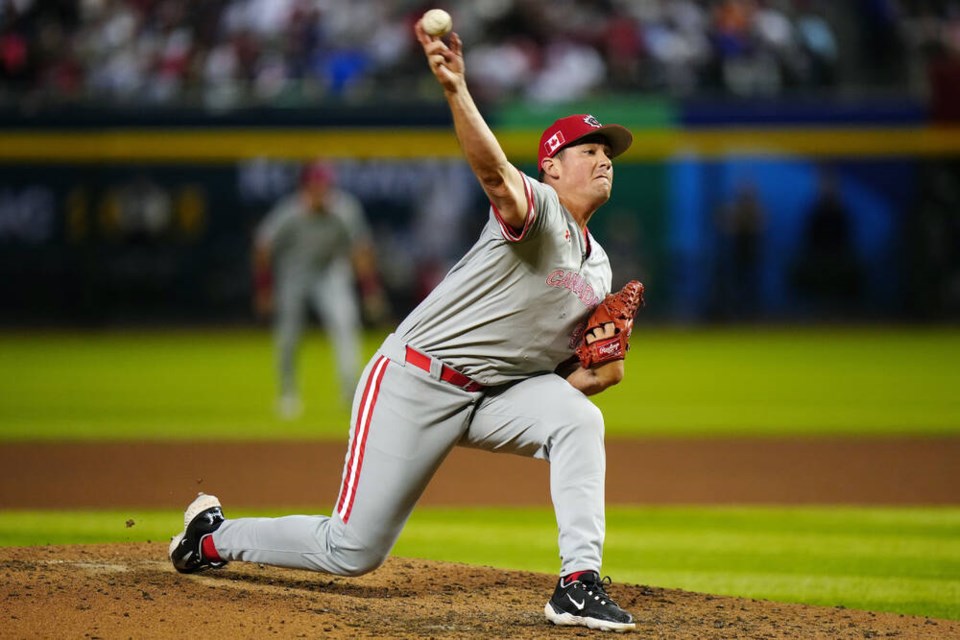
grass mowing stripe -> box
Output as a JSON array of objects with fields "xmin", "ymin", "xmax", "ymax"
[
  {"xmin": 628, "ymin": 571, "xmax": 960, "ymax": 621},
  {"xmin": 594, "ymin": 327, "xmax": 960, "ymax": 436},
  {"xmin": 1, "ymin": 327, "xmax": 958, "ymax": 440},
  {"xmin": 1, "ymin": 506, "xmax": 957, "ymax": 620},
  {"xmin": 0, "ymin": 331, "xmax": 362, "ymax": 440}
]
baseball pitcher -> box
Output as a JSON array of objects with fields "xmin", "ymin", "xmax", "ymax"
[{"xmin": 171, "ymin": 16, "xmax": 644, "ymax": 633}]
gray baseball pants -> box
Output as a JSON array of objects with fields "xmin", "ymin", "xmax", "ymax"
[
  {"xmin": 275, "ymin": 262, "xmax": 360, "ymax": 403},
  {"xmin": 213, "ymin": 333, "xmax": 606, "ymax": 577}
]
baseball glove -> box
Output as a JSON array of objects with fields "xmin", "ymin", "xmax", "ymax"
[{"xmin": 575, "ymin": 280, "xmax": 645, "ymax": 368}]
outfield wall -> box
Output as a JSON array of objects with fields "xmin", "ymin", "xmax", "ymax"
[{"xmin": 1, "ymin": 101, "xmax": 958, "ymax": 325}]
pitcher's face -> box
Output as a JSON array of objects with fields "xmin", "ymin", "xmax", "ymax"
[{"xmin": 555, "ymin": 141, "xmax": 614, "ymax": 204}]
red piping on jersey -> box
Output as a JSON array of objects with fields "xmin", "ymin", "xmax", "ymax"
[
  {"xmin": 336, "ymin": 355, "xmax": 389, "ymax": 523},
  {"xmin": 491, "ymin": 169, "xmax": 535, "ymax": 242}
]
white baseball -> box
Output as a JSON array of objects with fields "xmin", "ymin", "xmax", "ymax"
[{"xmin": 422, "ymin": 8, "xmax": 452, "ymax": 37}]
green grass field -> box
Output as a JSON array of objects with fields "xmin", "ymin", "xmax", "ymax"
[
  {"xmin": 0, "ymin": 327, "xmax": 958, "ymax": 620},
  {"xmin": 1, "ymin": 326, "xmax": 958, "ymax": 440}
]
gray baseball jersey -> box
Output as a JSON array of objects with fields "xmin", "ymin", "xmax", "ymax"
[
  {"xmin": 256, "ymin": 189, "xmax": 371, "ymax": 286},
  {"xmin": 214, "ymin": 170, "xmax": 614, "ymax": 578},
  {"xmin": 397, "ymin": 173, "xmax": 612, "ymax": 384}
]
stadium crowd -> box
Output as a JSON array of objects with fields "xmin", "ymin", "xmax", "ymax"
[{"xmin": 3, "ymin": 0, "xmax": 942, "ymax": 109}]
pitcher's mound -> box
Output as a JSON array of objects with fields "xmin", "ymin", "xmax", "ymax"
[{"xmin": 2, "ymin": 543, "xmax": 955, "ymax": 639}]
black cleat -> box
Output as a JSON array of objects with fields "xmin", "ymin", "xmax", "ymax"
[
  {"xmin": 544, "ymin": 571, "xmax": 636, "ymax": 632},
  {"xmin": 168, "ymin": 493, "xmax": 228, "ymax": 574}
]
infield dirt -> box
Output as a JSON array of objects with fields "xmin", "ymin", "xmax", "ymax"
[
  {"xmin": 2, "ymin": 544, "xmax": 958, "ymax": 639},
  {"xmin": 2, "ymin": 436, "xmax": 959, "ymax": 638},
  {"xmin": 3, "ymin": 437, "xmax": 959, "ymax": 508}
]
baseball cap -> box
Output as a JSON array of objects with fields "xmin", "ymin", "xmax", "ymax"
[
  {"xmin": 301, "ymin": 160, "xmax": 336, "ymax": 186},
  {"xmin": 537, "ymin": 114, "xmax": 633, "ymax": 171}
]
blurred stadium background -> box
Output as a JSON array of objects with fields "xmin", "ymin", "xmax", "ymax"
[
  {"xmin": 1, "ymin": 0, "xmax": 958, "ymax": 327},
  {"xmin": 2, "ymin": 0, "xmax": 960, "ymax": 624}
]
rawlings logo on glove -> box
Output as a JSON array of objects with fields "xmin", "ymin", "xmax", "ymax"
[{"xmin": 575, "ymin": 280, "xmax": 645, "ymax": 369}]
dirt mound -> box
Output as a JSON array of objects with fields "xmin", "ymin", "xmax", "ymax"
[{"xmin": 2, "ymin": 543, "xmax": 956, "ymax": 639}]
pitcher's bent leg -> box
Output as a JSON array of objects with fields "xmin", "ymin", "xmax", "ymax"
[
  {"xmin": 463, "ymin": 374, "xmax": 606, "ymax": 576},
  {"xmin": 212, "ymin": 356, "xmax": 477, "ymax": 576},
  {"xmin": 212, "ymin": 514, "xmax": 376, "ymax": 575}
]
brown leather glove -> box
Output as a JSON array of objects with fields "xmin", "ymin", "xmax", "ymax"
[{"xmin": 575, "ymin": 280, "xmax": 645, "ymax": 368}]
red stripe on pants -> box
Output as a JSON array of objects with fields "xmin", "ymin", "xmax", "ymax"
[{"xmin": 335, "ymin": 355, "xmax": 388, "ymax": 522}]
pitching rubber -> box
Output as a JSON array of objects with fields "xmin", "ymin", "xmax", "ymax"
[
  {"xmin": 544, "ymin": 602, "xmax": 636, "ymax": 633},
  {"xmin": 167, "ymin": 493, "xmax": 222, "ymax": 558}
]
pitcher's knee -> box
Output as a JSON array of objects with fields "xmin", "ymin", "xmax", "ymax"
[
  {"xmin": 550, "ymin": 400, "xmax": 605, "ymax": 448},
  {"xmin": 570, "ymin": 401, "xmax": 605, "ymax": 435},
  {"xmin": 336, "ymin": 547, "xmax": 388, "ymax": 577}
]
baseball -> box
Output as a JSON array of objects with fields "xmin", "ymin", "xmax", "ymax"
[{"xmin": 422, "ymin": 8, "xmax": 452, "ymax": 37}]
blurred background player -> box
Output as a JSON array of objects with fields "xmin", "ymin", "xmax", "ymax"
[{"xmin": 253, "ymin": 160, "xmax": 387, "ymax": 418}]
